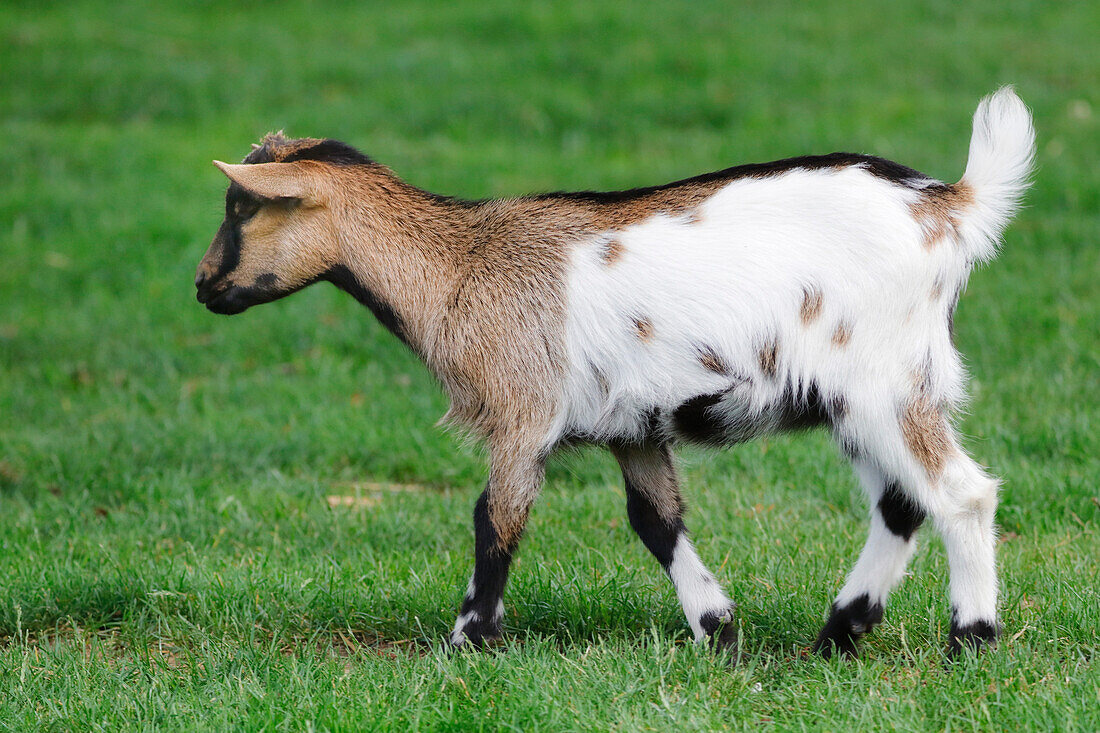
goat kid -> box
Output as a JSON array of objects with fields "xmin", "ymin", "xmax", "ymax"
[{"xmin": 195, "ymin": 88, "xmax": 1034, "ymax": 658}]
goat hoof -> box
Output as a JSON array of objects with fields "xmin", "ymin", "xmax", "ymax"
[
  {"xmin": 813, "ymin": 595, "xmax": 884, "ymax": 659},
  {"xmin": 813, "ymin": 613, "xmax": 862, "ymax": 659},
  {"xmin": 700, "ymin": 605, "xmax": 739, "ymax": 659},
  {"xmin": 450, "ymin": 620, "xmax": 503, "ymax": 650},
  {"xmin": 947, "ymin": 619, "xmax": 997, "ymax": 660},
  {"xmin": 813, "ymin": 630, "xmax": 859, "ymax": 659}
]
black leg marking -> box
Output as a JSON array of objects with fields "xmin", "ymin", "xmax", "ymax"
[
  {"xmin": 948, "ymin": 612, "xmax": 997, "ymax": 658},
  {"xmin": 878, "ymin": 481, "xmax": 926, "ymax": 541},
  {"xmin": 624, "ymin": 477, "xmax": 684, "ymax": 569},
  {"xmin": 454, "ymin": 489, "xmax": 514, "ymax": 647},
  {"xmin": 813, "ymin": 593, "xmax": 884, "ymax": 658}
]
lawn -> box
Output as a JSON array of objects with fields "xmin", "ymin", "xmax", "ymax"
[{"xmin": 1, "ymin": 0, "xmax": 1098, "ymax": 729}]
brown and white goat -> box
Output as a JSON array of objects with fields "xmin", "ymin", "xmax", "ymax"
[{"xmin": 195, "ymin": 88, "xmax": 1034, "ymax": 657}]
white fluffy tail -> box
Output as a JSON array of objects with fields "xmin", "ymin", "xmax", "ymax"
[{"xmin": 956, "ymin": 86, "xmax": 1036, "ymax": 264}]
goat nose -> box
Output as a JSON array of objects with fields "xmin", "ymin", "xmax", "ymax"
[{"xmin": 195, "ymin": 270, "xmax": 207, "ymax": 289}]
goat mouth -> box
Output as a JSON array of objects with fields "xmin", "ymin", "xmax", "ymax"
[{"xmin": 200, "ymin": 285, "xmax": 252, "ymax": 315}]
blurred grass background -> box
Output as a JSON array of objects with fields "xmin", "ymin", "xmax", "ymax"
[{"xmin": 1, "ymin": 1, "xmax": 1098, "ymax": 730}]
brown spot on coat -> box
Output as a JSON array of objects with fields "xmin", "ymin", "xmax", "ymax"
[
  {"xmin": 900, "ymin": 397, "xmax": 952, "ymax": 476},
  {"xmin": 758, "ymin": 339, "xmax": 778, "ymax": 377},
  {"xmin": 832, "ymin": 322, "xmax": 852, "ymax": 347},
  {"xmin": 633, "ymin": 317, "xmax": 655, "ymax": 342},
  {"xmin": 800, "ymin": 286, "xmax": 824, "ymax": 323},
  {"xmin": 601, "ymin": 237, "xmax": 625, "ymax": 265},
  {"xmin": 910, "ymin": 352, "xmax": 935, "ymax": 394},
  {"xmin": 697, "ymin": 345, "xmax": 729, "ymax": 375},
  {"xmin": 909, "ymin": 183, "xmax": 974, "ymax": 249},
  {"xmin": 589, "ymin": 361, "xmax": 610, "ymax": 397},
  {"xmin": 930, "ymin": 274, "xmax": 945, "ymax": 300}
]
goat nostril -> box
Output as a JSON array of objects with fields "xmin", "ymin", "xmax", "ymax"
[{"xmin": 195, "ymin": 271, "xmax": 207, "ymax": 289}]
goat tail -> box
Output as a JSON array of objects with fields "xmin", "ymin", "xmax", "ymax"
[{"xmin": 955, "ymin": 86, "xmax": 1036, "ymax": 264}]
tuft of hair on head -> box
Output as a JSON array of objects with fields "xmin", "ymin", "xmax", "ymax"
[{"xmin": 242, "ymin": 132, "xmax": 374, "ymax": 167}]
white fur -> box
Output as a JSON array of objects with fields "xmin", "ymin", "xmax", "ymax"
[
  {"xmin": 835, "ymin": 514, "xmax": 916, "ymax": 609},
  {"xmin": 667, "ymin": 536, "xmax": 735, "ymax": 641},
  {"xmin": 450, "ymin": 610, "xmax": 480, "ymax": 645},
  {"xmin": 450, "ymin": 595, "xmax": 506, "ymax": 646},
  {"xmin": 959, "ymin": 86, "xmax": 1037, "ymax": 264},
  {"xmin": 932, "ymin": 456, "xmax": 1001, "ymax": 626}
]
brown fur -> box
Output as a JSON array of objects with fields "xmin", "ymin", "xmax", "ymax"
[
  {"xmin": 484, "ymin": 452, "xmax": 545, "ymax": 549},
  {"xmin": 900, "ymin": 397, "xmax": 952, "ymax": 476},
  {"xmin": 930, "ymin": 274, "xmax": 945, "ymax": 300},
  {"xmin": 601, "ymin": 237, "xmax": 626, "ymax": 265},
  {"xmin": 698, "ymin": 345, "xmax": 729, "ymax": 375},
  {"xmin": 633, "ymin": 317, "xmax": 655, "ymax": 342},
  {"xmin": 800, "ymin": 286, "xmax": 824, "ymax": 324},
  {"xmin": 198, "ymin": 163, "xmax": 339, "ymax": 290},
  {"xmin": 257, "ymin": 132, "xmax": 326, "ymax": 161},
  {"xmin": 758, "ymin": 339, "xmax": 778, "ymax": 377},
  {"xmin": 909, "ymin": 183, "xmax": 974, "ymax": 249},
  {"xmin": 533, "ymin": 183, "xmax": 726, "ymax": 232},
  {"xmin": 204, "ymin": 136, "xmax": 570, "ymax": 453},
  {"xmin": 611, "ymin": 442, "xmax": 682, "ymax": 524},
  {"xmin": 832, "ymin": 322, "xmax": 852, "ymax": 347}
]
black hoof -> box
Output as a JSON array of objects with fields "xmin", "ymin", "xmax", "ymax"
[
  {"xmin": 947, "ymin": 617, "xmax": 997, "ymax": 659},
  {"xmin": 813, "ymin": 594, "xmax": 883, "ymax": 659},
  {"xmin": 700, "ymin": 605, "xmax": 739, "ymax": 658},
  {"xmin": 450, "ymin": 618, "xmax": 503, "ymax": 650}
]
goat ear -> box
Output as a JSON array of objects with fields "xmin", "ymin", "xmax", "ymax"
[{"xmin": 213, "ymin": 160, "xmax": 320, "ymax": 201}]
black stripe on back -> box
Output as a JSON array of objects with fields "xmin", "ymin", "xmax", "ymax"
[{"xmin": 534, "ymin": 152, "xmax": 940, "ymax": 205}]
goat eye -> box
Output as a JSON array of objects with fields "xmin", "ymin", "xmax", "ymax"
[{"xmin": 233, "ymin": 200, "xmax": 260, "ymax": 220}]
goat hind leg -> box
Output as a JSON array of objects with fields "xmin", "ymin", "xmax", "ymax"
[
  {"xmin": 934, "ymin": 451, "xmax": 1000, "ymax": 656},
  {"xmin": 612, "ymin": 441, "xmax": 737, "ymax": 652},
  {"xmin": 828, "ymin": 399, "xmax": 999, "ymax": 657}
]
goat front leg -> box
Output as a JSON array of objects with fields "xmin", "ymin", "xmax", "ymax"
[
  {"xmin": 450, "ymin": 449, "xmax": 544, "ymax": 647},
  {"xmin": 612, "ymin": 441, "xmax": 738, "ymax": 653}
]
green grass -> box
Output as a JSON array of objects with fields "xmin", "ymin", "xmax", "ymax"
[{"xmin": 2, "ymin": 0, "xmax": 1098, "ymax": 729}]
